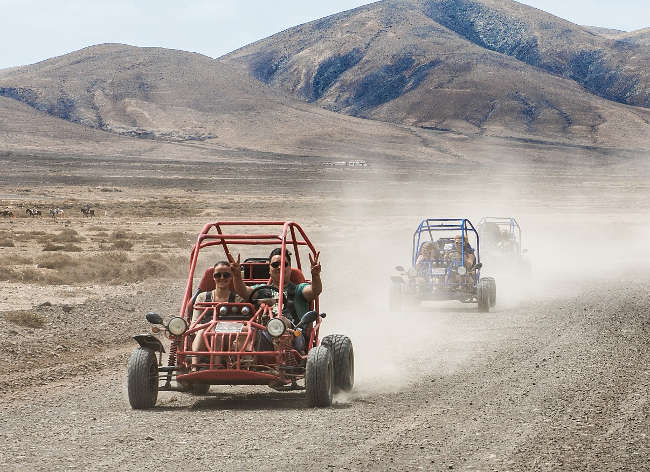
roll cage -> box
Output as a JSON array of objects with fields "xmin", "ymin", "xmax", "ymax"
[
  {"xmin": 412, "ymin": 218, "xmax": 481, "ymax": 269},
  {"xmin": 181, "ymin": 220, "xmax": 319, "ymax": 320},
  {"xmin": 478, "ymin": 217, "xmax": 522, "ymax": 255}
]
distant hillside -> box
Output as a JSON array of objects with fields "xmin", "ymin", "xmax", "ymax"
[
  {"xmin": 582, "ymin": 26, "xmax": 626, "ymax": 38},
  {"xmin": 615, "ymin": 28, "xmax": 650, "ymax": 47},
  {"xmin": 0, "ymin": 44, "xmax": 289, "ymax": 141},
  {"xmin": 0, "ymin": 44, "xmax": 486, "ymax": 162},
  {"xmin": 222, "ymin": 0, "xmax": 650, "ymax": 146}
]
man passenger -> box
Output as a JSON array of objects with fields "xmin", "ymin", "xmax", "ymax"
[{"xmin": 230, "ymin": 247, "xmax": 322, "ymax": 323}]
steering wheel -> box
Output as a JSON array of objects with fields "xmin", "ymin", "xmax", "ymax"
[
  {"xmin": 248, "ymin": 285, "xmax": 294, "ymax": 316},
  {"xmin": 248, "ymin": 284, "xmax": 281, "ymax": 304}
]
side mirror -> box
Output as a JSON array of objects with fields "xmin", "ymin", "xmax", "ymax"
[
  {"xmin": 295, "ymin": 310, "xmax": 320, "ymax": 329},
  {"xmin": 146, "ymin": 312, "xmax": 164, "ymax": 325},
  {"xmin": 395, "ymin": 265, "xmax": 405, "ymax": 272},
  {"xmin": 473, "ymin": 262, "xmax": 483, "ymax": 270}
]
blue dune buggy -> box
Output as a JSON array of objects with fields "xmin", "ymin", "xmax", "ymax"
[
  {"xmin": 477, "ymin": 217, "xmax": 531, "ymax": 277},
  {"xmin": 390, "ymin": 219, "xmax": 496, "ymax": 312}
]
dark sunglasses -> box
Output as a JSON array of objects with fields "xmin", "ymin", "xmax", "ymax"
[
  {"xmin": 270, "ymin": 260, "xmax": 289, "ymax": 269},
  {"xmin": 213, "ymin": 272, "xmax": 232, "ymax": 279}
]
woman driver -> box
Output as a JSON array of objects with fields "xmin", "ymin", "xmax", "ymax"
[{"xmin": 190, "ymin": 261, "xmax": 239, "ymax": 370}]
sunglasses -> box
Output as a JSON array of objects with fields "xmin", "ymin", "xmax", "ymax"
[
  {"xmin": 213, "ymin": 272, "xmax": 232, "ymax": 279},
  {"xmin": 270, "ymin": 260, "xmax": 289, "ymax": 269}
]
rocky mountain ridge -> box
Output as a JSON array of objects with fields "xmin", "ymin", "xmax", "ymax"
[{"xmin": 221, "ymin": 0, "xmax": 650, "ymax": 146}]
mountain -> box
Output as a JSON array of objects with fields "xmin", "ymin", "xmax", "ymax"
[
  {"xmin": 0, "ymin": 43, "xmax": 289, "ymax": 140},
  {"xmin": 615, "ymin": 28, "xmax": 650, "ymax": 47},
  {"xmin": 221, "ymin": 0, "xmax": 650, "ymax": 146},
  {"xmin": 0, "ymin": 44, "xmax": 485, "ymax": 162},
  {"xmin": 582, "ymin": 27, "xmax": 626, "ymax": 38}
]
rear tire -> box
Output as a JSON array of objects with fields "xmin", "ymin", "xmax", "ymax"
[
  {"xmin": 482, "ymin": 276, "xmax": 497, "ymax": 307},
  {"xmin": 477, "ymin": 278, "xmax": 491, "ymax": 313},
  {"xmin": 305, "ymin": 346, "xmax": 333, "ymax": 407},
  {"xmin": 127, "ymin": 347, "xmax": 159, "ymax": 409},
  {"xmin": 321, "ymin": 335, "xmax": 354, "ymax": 392},
  {"xmin": 190, "ymin": 383, "xmax": 210, "ymax": 395}
]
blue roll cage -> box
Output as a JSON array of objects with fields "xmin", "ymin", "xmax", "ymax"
[
  {"xmin": 478, "ymin": 217, "xmax": 522, "ymax": 255},
  {"xmin": 411, "ymin": 218, "xmax": 481, "ymax": 269}
]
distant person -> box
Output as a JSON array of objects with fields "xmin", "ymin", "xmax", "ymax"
[
  {"xmin": 416, "ymin": 241, "xmax": 440, "ymax": 266},
  {"xmin": 454, "ymin": 234, "xmax": 476, "ymax": 271}
]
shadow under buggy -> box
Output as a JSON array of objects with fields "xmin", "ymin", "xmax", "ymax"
[{"xmin": 390, "ymin": 218, "xmax": 496, "ymax": 312}]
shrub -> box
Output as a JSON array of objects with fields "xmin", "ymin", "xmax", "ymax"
[
  {"xmin": 53, "ymin": 229, "xmax": 83, "ymax": 243},
  {"xmin": 3, "ymin": 310, "xmax": 46, "ymax": 328},
  {"xmin": 111, "ymin": 240, "xmax": 133, "ymax": 251},
  {"xmin": 0, "ymin": 267, "xmax": 18, "ymax": 281},
  {"xmin": 0, "ymin": 251, "xmax": 185, "ymax": 285},
  {"xmin": 43, "ymin": 243, "xmax": 66, "ymax": 251},
  {"xmin": 111, "ymin": 230, "xmax": 131, "ymax": 240},
  {"xmin": 0, "ymin": 254, "xmax": 32, "ymax": 266},
  {"xmin": 62, "ymin": 244, "xmax": 82, "ymax": 252},
  {"xmin": 37, "ymin": 254, "xmax": 74, "ymax": 269}
]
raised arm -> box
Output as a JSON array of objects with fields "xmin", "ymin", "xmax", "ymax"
[
  {"xmin": 229, "ymin": 254, "xmax": 254, "ymax": 300},
  {"xmin": 301, "ymin": 251, "xmax": 322, "ymax": 302}
]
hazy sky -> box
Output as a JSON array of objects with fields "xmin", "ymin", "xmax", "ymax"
[{"xmin": 1, "ymin": 0, "xmax": 648, "ymax": 70}]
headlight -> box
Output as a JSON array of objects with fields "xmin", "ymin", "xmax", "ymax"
[
  {"xmin": 241, "ymin": 306, "xmax": 251, "ymax": 316},
  {"xmin": 167, "ymin": 317, "xmax": 188, "ymax": 336},
  {"xmin": 231, "ymin": 306, "xmax": 239, "ymax": 314},
  {"xmin": 219, "ymin": 306, "xmax": 228, "ymax": 316},
  {"xmin": 267, "ymin": 318, "xmax": 286, "ymax": 337},
  {"xmin": 457, "ymin": 266, "xmax": 467, "ymax": 275}
]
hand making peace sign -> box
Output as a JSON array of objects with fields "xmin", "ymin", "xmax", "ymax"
[
  {"xmin": 309, "ymin": 251, "xmax": 321, "ymax": 276},
  {"xmin": 229, "ymin": 253, "xmax": 241, "ymax": 275}
]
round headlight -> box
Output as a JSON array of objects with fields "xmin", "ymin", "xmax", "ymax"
[
  {"xmin": 167, "ymin": 317, "xmax": 188, "ymax": 336},
  {"xmin": 457, "ymin": 266, "xmax": 467, "ymax": 275},
  {"xmin": 231, "ymin": 306, "xmax": 239, "ymax": 314},
  {"xmin": 241, "ymin": 306, "xmax": 251, "ymax": 316},
  {"xmin": 219, "ymin": 306, "xmax": 228, "ymax": 316},
  {"xmin": 267, "ymin": 318, "xmax": 286, "ymax": 337}
]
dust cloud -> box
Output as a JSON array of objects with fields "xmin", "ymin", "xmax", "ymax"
[{"xmin": 315, "ymin": 159, "xmax": 650, "ymax": 398}]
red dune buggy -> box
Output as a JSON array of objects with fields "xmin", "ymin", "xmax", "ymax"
[{"xmin": 127, "ymin": 221, "xmax": 354, "ymax": 408}]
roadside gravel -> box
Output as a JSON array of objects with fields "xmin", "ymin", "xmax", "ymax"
[{"xmin": 1, "ymin": 280, "xmax": 648, "ymax": 471}]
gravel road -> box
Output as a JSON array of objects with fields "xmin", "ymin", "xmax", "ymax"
[{"xmin": 1, "ymin": 277, "xmax": 648, "ymax": 471}]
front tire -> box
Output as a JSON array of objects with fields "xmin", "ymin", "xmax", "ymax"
[
  {"xmin": 305, "ymin": 346, "xmax": 333, "ymax": 407},
  {"xmin": 321, "ymin": 335, "xmax": 354, "ymax": 392},
  {"xmin": 127, "ymin": 347, "xmax": 159, "ymax": 409},
  {"xmin": 477, "ymin": 278, "xmax": 491, "ymax": 313}
]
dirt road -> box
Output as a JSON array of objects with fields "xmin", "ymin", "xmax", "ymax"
[{"xmin": 1, "ymin": 277, "xmax": 647, "ymax": 471}]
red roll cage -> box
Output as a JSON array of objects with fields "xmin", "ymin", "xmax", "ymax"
[{"xmin": 180, "ymin": 220, "xmax": 319, "ymax": 320}]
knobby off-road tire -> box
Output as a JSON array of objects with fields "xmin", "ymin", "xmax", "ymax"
[
  {"xmin": 190, "ymin": 383, "xmax": 210, "ymax": 395},
  {"xmin": 127, "ymin": 347, "xmax": 159, "ymax": 409},
  {"xmin": 482, "ymin": 277, "xmax": 497, "ymax": 307},
  {"xmin": 305, "ymin": 345, "xmax": 333, "ymax": 407},
  {"xmin": 321, "ymin": 335, "xmax": 354, "ymax": 393},
  {"xmin": 477, "ymin": 278, "xmax": 491, "ymax": 313}
]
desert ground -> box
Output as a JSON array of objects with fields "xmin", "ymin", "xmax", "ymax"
[{"xmin": 0, "ymin": 147, "xmax": 649, "ymax": 471}]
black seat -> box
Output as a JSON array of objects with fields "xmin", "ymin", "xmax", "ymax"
[{"xmin": 243, "ymin": 257, "xmax": 270, "ymax": 280}]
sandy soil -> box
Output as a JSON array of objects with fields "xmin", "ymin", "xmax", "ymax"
[{"xmin": 0, "ymin": 150, "xmax": 649, "ymax": 471}]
